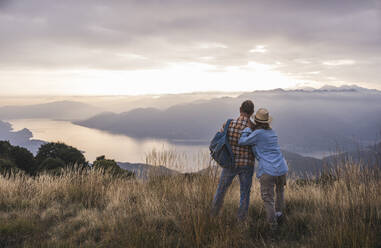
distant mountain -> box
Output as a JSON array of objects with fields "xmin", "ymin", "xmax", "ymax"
[
  {"xmin": 84, "ymin": 91, "xmax": 243, "ymax": 113},
  {"xmin": 117, "ymin": 162, "xmax": 179, "ymax": 179},
  {"xmin": 0, "ymin": 101, "xmax": 102, "ymax": 121},
  {"xmin": 77, "ymin": 85, "xmax": 381, "ymax": 155},
  {"xmin": 323, "ymin": 142, "xmax": 381, "ymax": 168},
  {"xmin": 293, "ymin": 84, "xmax": 381, "ymax": 93},
  {"xmin": 317, "ymin": 85, "xmax": 380, "ymax": 93},
  {"xmin": 0, "ymin": 120, "xmax": 45, "ymax": 154},
  {"xmin": 282, "ymin": 150, "xmax": 324, "ymax": 176}
]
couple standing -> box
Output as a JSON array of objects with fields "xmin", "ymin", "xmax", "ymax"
[{"xmin": 211, "ymin": 100, "xmax": 288, "ymax": 229}]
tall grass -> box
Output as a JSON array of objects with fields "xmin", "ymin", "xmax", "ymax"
[
  {"xmin": 0, "ymin": 157, "xmax": 380, "ymax": 247},
  {"xmin": 145, "ymin": 148, "xmax": 210, "ymax": 172}
]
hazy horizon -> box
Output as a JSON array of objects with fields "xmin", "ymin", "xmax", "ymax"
[
  {"xmin": 0, "ymin": 83, "xmax": 379, "ymax": 97},
  {"xmin": 0, "ymin": 83, "xmax": 379, "ymax": 111}
]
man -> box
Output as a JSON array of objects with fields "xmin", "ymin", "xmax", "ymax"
[{"xmin": 211, "ymin": 100, "xmax": 256, "ymax": 221}]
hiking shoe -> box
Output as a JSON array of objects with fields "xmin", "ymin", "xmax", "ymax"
[{"xmin": 276, "ymin": 212, "xmax": 284, "ymax": 225}]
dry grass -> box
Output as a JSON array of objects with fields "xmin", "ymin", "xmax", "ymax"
[
  {"xmin": 145, "ymin": 148, "xmax": 210, "ymax": 173},
  {"xmin": 0, "ymin": 159, "xmax": 380, "ymax": 247}
]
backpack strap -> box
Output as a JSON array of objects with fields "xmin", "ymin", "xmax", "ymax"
[
  {"xmin": 224, "ymin": 118, "xmax": 235, "ymax": 167},
  {"xmin": 224, "ymin": 119, "xmax": 233, "ymax": 135}
]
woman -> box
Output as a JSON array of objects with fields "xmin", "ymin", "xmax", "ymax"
[{"xmin": 238, "ymin": 108, "xmax": 288, "ymax": 229}]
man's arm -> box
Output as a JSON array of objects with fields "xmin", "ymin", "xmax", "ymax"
[{"xmin": 238, "ymin": 128, "xmax": 259, "ymax": 146}]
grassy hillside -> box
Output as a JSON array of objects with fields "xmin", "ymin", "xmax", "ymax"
[{"xmin": 0, "ymin": 163, "xmax": 380, "ymax": 247}]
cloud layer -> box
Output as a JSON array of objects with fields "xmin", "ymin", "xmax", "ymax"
[{"xmin": 0, "ymin": 0, "xmax": 380, "ymax": 90}]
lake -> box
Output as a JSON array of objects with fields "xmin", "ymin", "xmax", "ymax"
[{"xmin": 7, "ymin": 119, "xmax": 209, "ymax": 172}]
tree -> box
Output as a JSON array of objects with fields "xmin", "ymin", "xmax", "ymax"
[
  {"xmin": 0, "ymin": 141, "xmax": 35, "ymax": 174},
  {"xmin": 9, "ymin": 146, "xmax": 36, "ymax": 174},
  {"xmin": 35, "ymin": 142, "xmax": 88, "ymax": 172},
  {"xmin": 0, "ymin": 141, "xmax": 12, "ymax": 158}
]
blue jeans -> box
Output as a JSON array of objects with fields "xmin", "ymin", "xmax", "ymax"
[{"xmin": 211, "ymin": 165, "xmax": 254, "ymax": 221}]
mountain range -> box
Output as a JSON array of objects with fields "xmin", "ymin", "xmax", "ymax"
[
  {"xmin": 0, "ymin": 101, "xmax": 100, "ymax": 121},
  {"xmin": 75, "ymin": 85, "xmax": 381, "ymax": 155}
]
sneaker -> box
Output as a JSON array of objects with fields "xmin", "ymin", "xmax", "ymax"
[{"xmin": 275, "ymin": 212, "xmax": 284, "ymax": 225}]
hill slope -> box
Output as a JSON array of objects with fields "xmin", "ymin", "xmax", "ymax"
[
  {"xmin": 0, "ymin": 163, "xmax": 379, "ymax": 247},
  {"xmin": 117, "ymin": 162, "xmax": 179, "ymax": 179}
]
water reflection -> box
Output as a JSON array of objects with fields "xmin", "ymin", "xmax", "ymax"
[{"xmin": 8, "ymin": 119, "xmax": 209, "ymax": 172}]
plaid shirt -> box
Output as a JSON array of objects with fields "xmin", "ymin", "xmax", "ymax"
[{"xmin": 223, "ymin": 115, "xmax": 255, "ymax": 166}]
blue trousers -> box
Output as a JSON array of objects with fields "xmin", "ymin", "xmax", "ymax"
[{"xmin": 211, "ymin": 165, "xmax": 254, "ymax": 221}]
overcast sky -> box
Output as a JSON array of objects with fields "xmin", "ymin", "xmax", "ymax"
[{"xmin": 0, "ymin": 0, "xmax": 380, "ymax": 95}]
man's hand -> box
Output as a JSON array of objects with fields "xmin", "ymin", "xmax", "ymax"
[
  {"xmin": 247, "ymin": 119, "xmax": 255, "ymax": 130},
  {"xmin": 220, "ymin": 122, "xmax": 226, "ymax": 132}
]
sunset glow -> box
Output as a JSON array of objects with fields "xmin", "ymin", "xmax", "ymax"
[
  {"xmin": 0, "ymin": 0, "xmax": 379, "ymax": 95},
  {"xmin": 0, "ymin": 61, "xmax": 306, "ymax": 95}
]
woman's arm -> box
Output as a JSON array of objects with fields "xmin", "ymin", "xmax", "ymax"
[{"xmin": 239, "ymin": 128, "xmax": 259, "ymax": 146}]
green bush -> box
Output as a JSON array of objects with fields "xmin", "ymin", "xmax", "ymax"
[{"xmin": 93, "ymin": 155, "xmax": 134, "ymax": 178}]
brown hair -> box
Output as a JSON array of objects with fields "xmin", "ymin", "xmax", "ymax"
[{"xmin": 240, "ymin": 100, "xmax": 254, "ymax": 116}]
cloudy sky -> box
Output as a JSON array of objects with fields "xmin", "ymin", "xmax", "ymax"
[{"xmin": 0, "ymin": 0, "xmax": 380, "ymax": 95}]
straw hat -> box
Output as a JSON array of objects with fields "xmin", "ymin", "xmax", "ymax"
[{"xmin": 254, "ymin": 108, "xmax": 272, "ymax": 124}]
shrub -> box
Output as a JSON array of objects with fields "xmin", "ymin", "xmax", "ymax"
[
  {"xmin": 0, "ymin": 158, "xmax": 19, "ymax": 175},
  {"xmin": 93, "ymin": 156, "xmax": 134, "ymax": 178},
  {"xmin": 38, "ymin": 157, "xmax": 66, "ymax": 173}
]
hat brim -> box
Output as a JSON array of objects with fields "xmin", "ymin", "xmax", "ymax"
[{"xmin": 255, "ymin": 116, "xmax": 272, "ymax": 124}]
